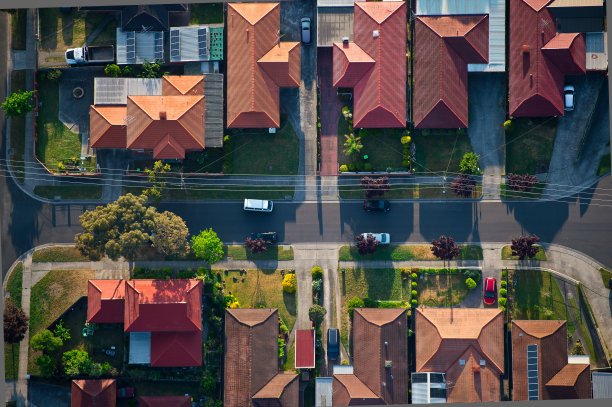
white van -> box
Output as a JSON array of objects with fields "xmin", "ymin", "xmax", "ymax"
[{"xmin": 243, "ymin": 198, "xmax": 273, "ymax": 212}]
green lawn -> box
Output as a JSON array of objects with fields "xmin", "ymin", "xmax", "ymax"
[
  {"xmin": 412, "ymin": 129, "xmax": 475, "ymax": 174},
  {"xmin": 500, "ymin": 182, "xmax": 546, "ymax": 200},
  {"xmin": 416, "ymin": 273, "xmax": 471, "ymax": 307},
  {"xmin": 338, "ymin": 244, "xmax": 483, "ymax": 261},
  {"xmin": 10, "ymin": 70, "xmax": 27, "ymax": 183},
  {"xmin": 510, "ymin": 269, "xmax": 575, "ymax": 336},
  {"xmin": 190, "ymin": 3, "xmax": 224, "ymax": 24},
  {"xmin": 339, "ymin": 183, "xmax": 482, "ymax": 199},
  {"xmin": 501, "ymin": 245, "xmax": 547, "ymax": 260},
  {"xmin": 283, "ymin": 341, "xmax": 296, "ymax": 372},
  {"xmin": 11, "ymin": 9, "xmax": 27, "ymax": 50},
  {"xmin": 600, "ymin": 268, "xmax": 612, "ymax": 288},
  {"xmin": 39, "ymin": 8, "xmax": 86, "ymax": 52},
  {"xmin": 229, "ymin": 120, "xmax": 299, "ymax": 175},
  {"xmin": 34, "ymin": 185, "xmax": 103, "ymax": 200},
  {"xmin": 84, "ymin": 12, "xmax": 117, "ymax": 46},
  {"xmin": 227, "ymin": 245, "xmax": 294, "ymax": 261},
  {"xmin": 124, "ymin": 184, "xmax": 295, "ymax": 200},
  {"xmin": 6, "ymin": 262, "xmax": 23, "ymax": 306},
  {"xmin": 505, "ymin": 117, "xmax": 558, "ymax": 175},
  {"xmin": 32, "ymin": 246, "xmax": 89, "ymax": 262},
  {"xmin": 176, "ymin": 149, "xmax": 225, "ymax": 173},
  {"xmin": 223, "ymin": 269, "xmax": 297, "ymax": 331},
  {"xmin": 596, "ymin": 153, "xmax": 611, "ymax": 176},
  {"xmin": 5, "ymin": 342, "xmax": 19, "ymax": 380}
]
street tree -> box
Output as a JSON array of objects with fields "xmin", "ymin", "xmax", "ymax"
[
  {"xmin": 507, "ymin": 173, "xmax": 538, "ymax": 192},
  {"xmin": 511, "ymin": 234, "xmax": 541, "ymax": 260},
  {"xmin": 459, "ymin": 152, "xmax": 480, "ymax": 175},
  {"xmin": 191, "ymin": 228, "xmax": 224, "ymax": 265},
  {"xmin": 355, "ymin": 233, "xmax": 379, "ymax": 255},
  {"xmin": 361, "ymin": 176, "xmax": 390, "ymax": 198},
  {"xmin": 30, "ymin": 329, "xmax": 63, "ymax": 354},
  {"xmin": 143, "ymin": 160, "xmax": 171, "ymax": 203},
  {"xmin": 1, "ymin": 90, "xmax": 35, "ymax": 118},
  {"xmin": 430, "ymin": 235, "xmax": 460, "ymax": 262},
  {"xmin": 152, "ymin": 211, "xmax": 190, "ymax": 257},
  {"xmin": 4, "ymin": 302, "xmax": 29, "ymax": 377},
  {"xmin": 245, "ymin": 237, "xmax": 267, "ymax": 254},
  {"xmin": 451, "ymin": 174, "xmax": 476, "ymax": 197},
  {"xmin": 309, "ymin": 305, "xmax": 327, "ymax": 325},
  {"xmin": 343, "ymin": 133, "xmax": 363, "ymax": 156}
]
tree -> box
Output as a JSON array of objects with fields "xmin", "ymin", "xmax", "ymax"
[
  {"xmin": 459, "ymin": 152, "xmax": 480, "ymax": 175},
  {"xmin": 451, "ymin": 174, "xmax": 476, "ymax": 197},
  {"xmin": 507, "ymin": 173, "xmax": 538, "ymax": 192},
  {"xmin": 143, "ymin": 160, "xmax": 171, "ymax": 203},
  {"xmin": 311, "ymin": 266, "xmax": 323, "ymax": 279},
  {"xmin": 343, "ymin": 133, "xmax": 363, "ymax": 156},
  {"xmin": 34, "ymin": 354, "xmax": 56, "ymax": 377},
  {"xmin": 31, "ymin": 329, "xmax": 63, "ymax": 354},
  {"xmin": 282, "ymin": 273, "xmax": 297, "ymax": 293},
  {"xmin": 360, "ymin": 176, "xmax": 391, "ymax": 198},
  {"xmin": 1, "ymin": 90, "xmax": 35, "ymax": 118},
  {"xmin": 63, "ymin": 349, "xmax": 92, "ymax": 376},
  {"xmin": 245, "ymin": 237, "xmax": 267, "ymax": 253},
  {"xmin": 511, "ymin": 234, "xmax": 541, "ymax": 260},
  {"xmin": 355, "ymin": 233, "xmax": 379, "ymax": 255},
  {"xmin": 308, "ymin": 305, "xmax": 327, "ymax": 325},
  {"xmin": 347, "ymin": 297, "xmax": 365, "ymax": 318},
  {"xmin": 138, "ymin": 60, "xmax": 168, "ymax": 78},
  {"xmin": 466, "ymin": 278, "xmax": 477, "ymax": 290},
  {"xmin": 191, "ymin": 228, "xmax": 224, "ymax": 264},
  {"xmin": 53, "ymin": 320, "xmax": 71, "ymax": 342},
  {"xmin": 152, "ymin": 211, "xmax": 190, "ymax": 257},
  {"xmin": 104, "ymin": 64, "xmax": 121, "ymax": 77},
  {"xmin": 430, "ymin": 235, "xmax": 460, "ymax": 262},
  {"xmin": 4, "ymin": 302, "xmax": 29, "ymax": 377}
]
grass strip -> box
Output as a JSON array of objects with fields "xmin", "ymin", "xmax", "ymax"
[
  {"xmin": 32, "ymin": 246, "xmax": 89, "ymax": 262},
  {"xmin": 4, "ymin": 343, "xmax": 19, "ymax": 380},
  {"xmin": 500, "ymin": 182, "xmax": 546, "ymax": 200},
  {"xmin": 338, "ymin": 244, "xmax": 483, "ymax": 261},
  {"xmin": 283, "ymin": 341, "xmax": 296, "ymax": 371},
  {"xmin": 11, "ymin": 9, "xmax": 27, "ymax": 50},
  {"xmin": 339, "ymin": 184, "xmax": 482, "ymax": 199},
  {"xmin": 600, "ymin": 267, "xmax": 612, "ymax": 288},
  {"xmin": 10, "ymin": 70, "xmax": 27, "ymax": 183},
  {"xmin": 6, "ymin": 262, "xmax": 23, "ymax": 306},
  {"xmin": 34, "ymin": 185, "xmax": 103, "ymax": 200},
  {"xmin": 227, "ymin": 245, "xmax": 294, "ymax": 261},
  {"xmin": 123, "ymin": 185, "xmax": 295, "ymax": 200},
  {"xmin": 501, "ymin": 245, "xmax": 547, "ymax": 260}
]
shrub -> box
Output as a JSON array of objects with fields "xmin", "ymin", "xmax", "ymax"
[
  {"xmin": 200, "ymin": 375, "xmax": 217, "ymax": 395},
  {"xmin": 31, "ymin": 330, "xmax": 62, "ymax": 354},
  {"xmin": 359, "ymin": 129, "xmax": 368, "ymax": 138},
  {"xmin": 341, "ymin": 360, "xmax": 349, "ymax": 365},
  {"xmin": 53, "ymin": 320, "xmax": 71, "ymax": 342},
  {"xmin": 348, "ymin": 163, "xmax": 356, "ymax": 171},
  {"xmin": 104, "ymin": 64, "xmax": 121, "ymax": 77},
  {"xmin": 499, "ymin": 306, "xmax": 506, "ymax": 313},
  {"xmin": 339, "ymin": 164, "xmax": 348, "ymax": 172},
  {"xmin": 363, "ymin": 297, "xmax": 377, "ymax": 308},
  {"xmin": 499, "ymin": 288, "xmax": 507, "ymax": 297},
  {"xmin": 312, "ymin": 279, "xmax": 322, "ymax": 293},
  {"xmin": 466, "ymin": 278, "xmax": 477, "ymax": 290},
  {"xmin": 347, "ymin": 297, "xmax": 365, "ymax": 318},
  {"xmin": 355, "ymin": 162, "xmax": 364, "ymax": 171},
  {"xmin": 501, "ymin": 270, "xmax": 507, "ymax": 279},
  {"xmin": 46, "ymin": 69, "xmax": 62, "ymax": 81},
  {"xmin": 411, "ymin": 299, "xmax": 418, "ymax": 307},
  {"xmin": 401, "ymin": 135, "xmax": 411, "ymax": 144},
  {"xmin": 463, "ymin": 270, "xmax": 481, "ymax": 283},
  {"xmin": 278, "ymin": 337, "xmax": 286, "ymax": 358},
  {"xmin": 280, "ymin": 324, "xmax": 288, "ymax": 334},
  {"xmin": 311, "ymin": 266, "xmax": 323, "ymax": 279},
  {"xmin": 411, "ymin": 281, "xmax": 418, "ymax": 288},
  {"xmin": 62, "ymin": 350, "xmax": 92, "ymax": 376},
  {"xmin": 308, "ymin": 305, "xmax": 327, "ymax": 324},
  {"xmin": 411, "ymin": 273, "xmax": 418, "ymax": 279},
  {"xmin": 504, "ymin": 120, "xmax": 513, "ymax": 133},
  {"xmin": 460, "ymin": 152, "xmax": 480, "ymax": 175},
  {"xmin": 34, "ymin": 354, "xmax": 56, "ymax": 377},
  {"xmin": 571, "ymin": 341, "xmax": 585, "ymax": 356},
  {"xmin": 411, "ymin": 290, "xmax": 418, "ymax": 297},
  {"xmin": 498, "ymin": 298, "xmax": 507, "ymax": 306},
  {"xmin": 282, "ymin": 273, "xmax": 297, "ymax": 293},
  {"xmin": 364, "ymin": 163, "xmax": 373, "ymax": 171},
  {"xmin": 500, "ymin": 280, "xmax": 507, "ymax": 288},
  {"xmin": 401, "ymin": 268, "xmax": 411, "ymax": 279}
]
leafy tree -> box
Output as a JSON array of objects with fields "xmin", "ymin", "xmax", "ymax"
[
  {"xmin": 347, "ymin": 297, "xmax": 365, "ymax": 318},
  {"xmin": 572, "ymin": 341, "xmax": 585, "ymax": 356},
  {"xmin": 309, "ymin": 305, "xmax": 327, "ymax": 325},
  {"xmin": 282, "ymin": 273, "xmax": 297, "ymax": 294},
  {"xmin": 510, "ymin": 234, "xmax": 541, "ymax": 260},
  {"xmin": 143, "ymin": 160, "xmax": 171, "ymax": 203},
  {"xmin": 360, "ymin": 176, "xmax": 390, "ymax": 198},
  {"xmin": 31, "ymin": 329, "xmax": 63, "ymax": 354},
  {"xmin": 200, "ymin": 375, "xmax": 217, "ymax": 395},
  {"xmin": 152, "ymin": 211, "xmax": 190, "ymax": 257},
  {"xmin": 451, "ymin": 174, "xmax": 476, "ymax": 197},
  {"xmin": 4, "ymin": 302, "xmax": 29, "ymax": 377},
  {"xmin": 466, "ymin": 278, "xmax": 477, "ymax": 290},
  {"xmin": 138, "ymin": 60, "xmax": 168, "ymax": 78},
  {"xmin": 34, "ymin": 354, "xmax": 56, "ymax": 377},
  {"xmin": 1, "ymin": 90, "xmax": 35, "ymax": 117},
  {"xmin": 62, "ymin": 349, "xmax": 92, "ymax": 376},
  {"xmin": 343, "ymin": 133, "xmax": 363, "ymax": 156},
  {"xmin": 45, "ymin": 69, "xmax": 62, "ymax": 81},
  {"xmin": 460, "ymin": 152, "xmax": 480, "ymax": 175},
  {"xmin": 191, "ymin": 228, "xmax": 224, "ymax": 264},
  {"xmin": 53, "ymin": 320, "xmax": 71, "ymax": 342},
  {"xmin": 430, "ymin": 236, "xmax": 460, "ymax": 262},
  {"xmin": 355, "ymin": 233, "xmax": 379, "ymax": 255},
  {"xmin": 245, "ymin": 237, "xmax": 267, "ymax": 254},
  {"xmin": 104, "ymin": 64, "xmax": 121, "ymax": 77}
]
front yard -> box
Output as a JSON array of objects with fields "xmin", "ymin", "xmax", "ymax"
[
  {"xmin": 34, "ymin": 185, "xmax": 103, "ymax": 200},
  {"xmin": 226, "ymin": 245, "xmax": 294, "ymax": 261},
  {"xmin": 338, "ymin": 244, "xmax": 483, "ymax": 261},
  {"xmin": 505, "ymin": 117, "xmax": 558, "ymax": 174},
  {"xmin": 416, "ymin": 270, "xmax": 472, "ymax": 307},
  {"xmin": 500, "ymin": 182, "xmax": 546, "ymax": 200},
  {"xmin": 411, "ymin": 129, "xmax": 476, "ymax": 175},
  {"xmin": 32, "ymin": 246, "xmax": 89, "ymax": 262},
  {"xmin": 39, "ymin": 8, "xmax": 86, "ymax": 52},
  {"xmin": 501, "ymin": 245, "xmax": 547, "ymax": 260}
]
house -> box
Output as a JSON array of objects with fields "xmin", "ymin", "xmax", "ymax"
[
  {"xmin": 138, "ymin": 396, "xmax": 191, "ymax": 407},
  {"xmin": 224, "ymin": 308, "xmax": 299, "ymax": 407},
  {"xmin": 332, "ymin": 308, "xmax": 408, "ymax": 405},
  {"xmin": 86, "ymin": 279, "xmax": 203, "ymax": 367},
  {"xmin": 414, "ymin": 308, "xmax": 504, "ymax": 403},
  {"xmin": 512, "ymin": 320, "xmax": 591, "ymax": 400},
  {"xmin": 226, "ymin": 3, "xmax": 300, "ymax": 128},
  {"xmin": 71, "ymin": 379, "xmax": 116, "ymax": 407},
  {"xmin": 332, "ymin": 1, "xmax": 406, "ymax": 128},
  {"xmin": 90, "ymin": 75, "xmax": 223, "ymax": 160},
  {"xmin": 509, "ymin": 0, "xmax": 586, "ymax": 117}
]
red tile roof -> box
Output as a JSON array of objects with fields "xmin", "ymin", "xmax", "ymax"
[
  {"xmin": 71, "ymin": 379, "xmax": 116, "ymax": 407},
  {"xmin": 546, "ymin": 363, "xmax": 591, "ymax": 399},
  {"xmin": 138, "ymin": 396, "xmax": 191, "ymax": 407},
  {"xmin": 414, "ymin": 15, "xmax": 489, "ymax": 128},
  {"xmin": 416, "ymin": 308, "xmax": 504, "ymax": 403},
  {"xmin": 87, "ymin": 280, "xmax": 126, "ymax": 324},
  {"xmin": 252, "ymin": 373, "xmax": 299, "ymax": 406},
  {"xmin": 162, "ymin": 76, "xmax": 204, "ymax": 96},
  {"xmin": 295, "ymin": 330, "xmax": 315, "ymax": 369},
  {"xmin": 150, "ymin": 331, "xmax": 202, "ymax": 367},
  {"xmin": 332, "ymin": 374, "xmax": 383, "ymax": 406},
  {"xmin": 124, "ymin": 279, "xmax": 202, "ymax": 332},
  {"xmin": 332, "ymin": 1, "xmax": 406, "ymax": 128},
  {"xmin": 226, "ymin": 3, "xmax": 300, "ymax": 129},
  {"xmin": 90, "ymin": 106, "xmax": 127, "ymax": 149},
  {"xmin": 509, "ymin": 0, "xmax": 586, "ymax": 117}
]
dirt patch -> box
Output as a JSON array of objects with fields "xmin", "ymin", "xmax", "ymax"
[
  {"xmin": 418, "ymin": 274, "xmax": 469, "ymax": 306},
  {"xmin": 48, "ymin": 282, "xmax": 63, "ymax": 299}
]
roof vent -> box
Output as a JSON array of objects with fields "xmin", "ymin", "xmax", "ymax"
[
  {"xmin": 480, "ymin": 360, "xmax": 486, "ymax": 366},
  {"xmin": 385, "ymin": 360, "xmax": 392, "ymax": 368},
  {"xmin": 519, "ymin": 333, "xmax": 523, "ymax": 337},
  {"xmin": 385, "ymin": 342, "xmax": 388, "ymax": 347},
  {"xmin": 159, "ymin": 111, "xmax": 167, "ymax": 120},
  {"xmin": 522, "ymin": 45, "xmax": 530, "ymax": 53},
  {"xmin": 459, "ymin": 359, "xmax": 466, "ymax": 366},
  {"xmin": 373, "ymin": 30, "xmax": 379, "ymax": 38},
  {"xmin": 342, "ymin": 37, "xmax": 349, "ymax": 44}
]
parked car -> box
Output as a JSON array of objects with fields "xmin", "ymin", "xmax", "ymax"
[
  {"xmin": 301, "ymin": 18, "xmax": 311, "ymax": 44},
  {"xmin": 117, "ymin": 387, "xmax": 134, "ymax": 399},
  {"xmin": 243, "ymin": 198, "xmax": 273, "ymax": 212},
  {"xmin": 564, "ymin": 85, "xmax": 575, "ymax": 111},
  {"xmin": 361, "ymin": 233, "xmax": 390, "ymax": 244},
  {"xmin": 327, "ymin": 328, "xmax": 340, "ymax": 360},
  {"xmin": 363, "ymin": 199, "xmax": 390, "ymax": 212},
  {"xmin": 483, "ymin": 277, "xmax": 497, "ymax": 305},
  {"xmin": 249, "ymin": 232, "xmax": 278, "ymax": 243}
]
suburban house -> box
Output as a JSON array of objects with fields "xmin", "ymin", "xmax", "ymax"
[
  {"xmin": 414, "ymin": 308, "xmax": 504, "ymax": 403},
  {"xmin": 332, "ymin": 1, "xmax": 407, "ymax": 128},
  {"xmin": 90, "ymin": 75, "xmax": 223, "ymax": 160},
  {"xmin": 87, "ymin": 279, "xmax": 203, "ymax": 367},
  {"xmin": 224, "ymin": 308, "xmax": 299, "ymax": 407},
  {"xmin": 71, "ymin": 379, "xmax": 116, "ymax": 407},
  {"xmin": 509, "ymin": 0, "xmax": 587, "ymax": 117},
  {"xmin": 512, "ymin": 320, "xmax": 591, "ymax": 400},
  {"xmin": 332, "ymin": 308, "xmax": 408, "ymax": 405},
  {"xmin": 226, "ymin": 3, "xmax": 301, "ymax": 128},
  {"xmin": 138, "ymin": 396, "xmax": 192, "ymax": 406}
]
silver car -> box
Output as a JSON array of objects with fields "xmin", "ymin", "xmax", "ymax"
[
  {"xmin": 564, "ymin": 85, "xmax": 575, "ymax": 111},
  {"xmin": 361, "ymin": 233, "xmax": 391, "ymax": 245},
  {"xmin": 301, "ymin": 18, "xmax": 311, "ymax": 44}
]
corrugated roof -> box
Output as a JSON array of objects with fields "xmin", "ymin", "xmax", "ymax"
[
  {"xmin": 317, "ymin": 6, "xmax": 354, "ymax": 47},
  {"xmin": 318, "ymin": 0, "xmax": 355, "ymax": 6},
  {"xmin": 89, "ymin": 106, "xmax": 128, "ymax": 149},
  {"xmin": 116, "ymin": 29, "xmax": 163, "ymax": 65},
  {"xmin": 202, "ymin": 74, "xmax": 224, "ymax": 148},
  {"xmin": 150, "ymin": 331, "xmax": 202, "ymax": 367},
  {"xmin": 315, "ymin": 377, "xmax": 333, "ymax": 407},
  {"xmin": 87, "ymin": 280, "xmax": 126, "ymax": 323},
  {"xmin": 128, "ymin": 332, "xmax": 151, "ymax": 364},
  {"xmin": 139, "ymin": 396, "xmax": 191, "ymax": 407},
  {"xmin": 169, "ymin": 25, "xmax": 224, "ymax": 63},
  {"xmin": 548, "ymin": 0, "xmax": 603, "ymax": 7},
  {"xmin": 296, "ymin": 330, "xmax": 316, "ymax": 368},
  {"xmin": 71, "ymin": 379, "xmax": 116, "ymax": 407},
  {"xmin": 586, "ymin": 32, "xmax": 607, "ymax": 71},
  {"xmin": 592, "ymin": 372, "xmax": 612, "ymax": 399},
  {"xmin": 94, "ymin": 78, "xmax": 162, "ymax": 105}
]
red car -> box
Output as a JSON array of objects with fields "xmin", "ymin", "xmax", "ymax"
[{"xmin": 483, "ymin": 277, "xmax": 497, "ymax": 305}]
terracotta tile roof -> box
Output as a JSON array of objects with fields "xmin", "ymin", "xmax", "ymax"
[
  {"xmin": 525, "ymin": 0, "xmax": 554, "ymax": 11},
  {"xmin": 162, "ymin": 76, "xmax": 204, "ymax": 96},
  {"xmin": 541, "ymin": 33, "xmax": 586, "ymax": 74},
  {"xmin": 513, "ymin": 320, "xmax": 566, "ymax": 339},
  {"xmin": 546, "ymin": 364, "xmax": 591, "ymax": 399},
  {"xmin": 71, "ymin": 379, "xmax": 116, "ymax": 407},
  {"xmin": 332, "ymin": 42, "xmax": 375, "ymax": 88},
  {"xmin": 138, "ymin": 396, "xmax": 191, "ymax": 407},
  {"xmin": 124, "ymin": 279, "xmax": 202, "ymax": 332},
  {"xmin": 153, "ymin": 134, "xmax": 186, "ymax": 160},
  {"xmin": 295, "ymin": 329, "xmax": 315, "ymax": 369},
  {"xmin": 226, "ymin": 3, "xmax": 300, "ymax": 128},
  {"xmin": 414, "ymin": 15, "xmax": 489, "ymax": 128},
  {"xmin": 150, "ymin": 331, "xmax": 202, "ymax": 367},
  {"xmin": 252, "ymin": 373, "xmax": 299, "ymax": 405},
  {"xmin": 87, "ymin": 280, "xmax": 125, "ymax": 323},
  {"xmin": 90, "ymin": 106, "xmax": 127, "ymax": 149},
  {"xmin": 416, "ymin": 308, "xmax": 504, "ymax": 403},
  {"xmin": 332, "ymin": 374, "xmax": 383, "ymax": 405}
]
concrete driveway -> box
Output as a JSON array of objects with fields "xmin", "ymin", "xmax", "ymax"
[
  {"xmin": 28, "ymin": 381, "xmax": 70, "ymax": 407},
  {"xmin": 58, "ymin": 66, "xmax": 104, "ymax": 135}
]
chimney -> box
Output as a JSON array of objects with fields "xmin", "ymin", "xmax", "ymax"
[
  {"xmin": 159, "ymin": 111, "xmax": 167, "ymax": 120},
  {"xmin": 522, "ymin": 45, "xmax": 530, "ymax": 53},
  {"xmin": 342, "ymin": 37, "xmax": 349, "ymax": 47}
]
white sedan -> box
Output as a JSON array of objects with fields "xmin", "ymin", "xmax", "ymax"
[{"xmin": 361, "ymin": 233, "xmax": 391, "ymax": 244}]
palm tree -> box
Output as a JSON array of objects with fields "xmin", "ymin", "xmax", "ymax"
[{"xmin": 343, "ymin": 133, "xmax": 363, "ymax": 156}]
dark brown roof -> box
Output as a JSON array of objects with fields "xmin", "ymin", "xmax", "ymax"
[
  {"xmin": 546, "ymin": 364, "xmax": 591, "ymax": 399},
  {"xmin": 252, "ymin": 373, "xmax": 299, "ymax": 406},
  {"xmin": 332, "ymin": 374, "xmax": 384, "ymax": 406}
]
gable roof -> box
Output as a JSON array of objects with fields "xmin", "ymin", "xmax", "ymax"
[
  {"xmin": 252, "ymin": 373, "xmax": 299, "ymax": 406},
  {"xmin": 138, "ymin": 396, "xmax": 191, "ymax": 407},
  {"xmin": 332, "ymin": 374, "xmax": 384, "ymax": 406},
  {"xmin": 90, "ymin": 106, "xmax": 128, "ymax": 149},
  {"xmin": 150, "ymin": 331, "xmax": 202, "ymax": 367},
  {"xmin": 332, "ymin": 1, "xmax": 406, "ymax": 128},
  {"xmin": 541, "ymin": 33, "xmax": 586, "ymax": 74},
  {"xmin": 87, "ymin": 280, "xmax": 126, "ymax": 323},
  {"xmin": 416, "ymin": 308, "xmax": 504, "ymax": 403},
  {"xmin": 124, "ymin": 279, "xmax": 202, "ymax": 332},
  {"xmin": 162, "ymin": 76, "xmax": 204, "ymax": 96},
  {"xmin": 257, "ymin": 42, "xmax": 301, "ymax": 88},
  {"xmin": 546, "ymin": 363, "xmax": 591, "ymax": 399},
  {"xmin": 414, "ymin": 15, "xmax": 489, "ymax": 128},
  {"xmin": 71, "ymin": 379, "xmax": 116, "ymax": 407}
]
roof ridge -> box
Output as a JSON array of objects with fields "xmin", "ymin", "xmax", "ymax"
[{"xmin": 356, "ymin": 1, "xmax": 405, "ymax": 25}]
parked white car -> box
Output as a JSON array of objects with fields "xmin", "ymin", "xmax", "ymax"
[
  {"xmin": 360, "ymin": 233, "xmax": 390, "ymax": 244},
  {"xmin": 564, "ymin": 85, "xmax": 575, "ymax": 111}
]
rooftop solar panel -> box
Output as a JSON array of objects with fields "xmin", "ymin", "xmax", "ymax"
[{"xmin": 527, "ymin": 344, "xmax": 539, "ymax": 400}]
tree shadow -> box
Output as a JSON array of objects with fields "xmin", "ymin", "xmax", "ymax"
[
  {"xmin": 283, "ymin": 291, "xmax": 297, "ymax": 318},
  {"xmin": 60, "ymin": 11, "xmax": 77, "ymax": 47},
  {"xmin": 504, "ymin": 200, "xmax": 569, "ymax": 243},
  {"xmin": 39, "ymin": 9, "xmax": 59, "ymax": 51},
  {"xmin": 418, "ymin": 201, "xmax": 475, "ymax": 242}
]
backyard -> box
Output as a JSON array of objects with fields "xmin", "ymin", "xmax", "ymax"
[
  {"xmin": 505, "ymin": 117, "xmax": 558, "ymax": 174},
  {"xmin": 10, "ymin": 70, "xmax": 27, "ymax": 183},
  {"xmin": 338, "ymin": 244, "xmax": 483, "ymax": 261},
  {"xmin": 190, "ymin": 3, "xmax": 224, "ymax": 25}
]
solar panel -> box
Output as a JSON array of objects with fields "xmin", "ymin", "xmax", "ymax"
[
  {"xmin": 527, "ymin": 344, "xmax": 539, "ymax": 400},
  {"xmin": 153, "ymin": 32, "xmax": 163, "ymax": 61},
  {"xmin": 198, "ymin": 28, "xmax": 208, "ymax": 58}
]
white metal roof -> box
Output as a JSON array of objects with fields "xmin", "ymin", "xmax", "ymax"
[
  {"xmin": 128, "ymin": 332, "xmax": 151, "ymax": 364},
  {"xmin": 332, "ymin": 365, "xmax": 353, "ymax": 375},
  {"xmin": 317, "ymin": 0, "xmax": 355, "ymax": 6},
  {"xmin": 411, "ymin": 372, "xmax": 447, "ymax": 404},
  {"xmin": 315, "ymin": 377, "xmax": 333, "ymax": 407},
  {"xmin": 568, "ymin": 355, "xmax": 590, "ymax": 364},
  {"xmin": 592, "ymin": 372, "xmax": 612, "ymax": 399},
  {"xmin": 116, "ymin": 28, "xmax": 164, "ymax": 65},
  {"xmin": 94, "ymin": 78, "xmax": 162, "ymax": 105}
]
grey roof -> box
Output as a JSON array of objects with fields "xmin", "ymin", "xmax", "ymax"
[
  {"xmin": 586, "ymin": 32, "xmax": 608, "ymax": 71},
  {"xmin": 592, "ymin": 372, "xmax": 612, "ymax": 399},
  {"xmin": 203, "ymin": 74, "xmax": 224, "ymax": 148},
  {"xmin": 94, "ymin": 78, "xmax": 162, "ymax": 105},
  {"xmin": 315, "ymin": 377, "xmax": 333, "ymax": 407},
  {"xmin": 411, "ymin": 372, "xmax": 447, "ymax": 404},
  {"xmin": 116, "ymin": 28, "xmax": 164, "ymax": 65},
  {"xmin": 317, "ymin": 0, "xmax": 355, "ymax": 6},
  {"xmin": 170, "ymin": 26, "xmax": 207, "ymax": 62},
  {"xmin": 317, "ymin": 6, "xmax": 354, "ymax": 47},
  {"xmin": 129, "ymin": 332, "xmax": 151, "ymax": 364},
  {"xmin": 332, "ymin": 365, "xmax": 353, "ymax": 375}
]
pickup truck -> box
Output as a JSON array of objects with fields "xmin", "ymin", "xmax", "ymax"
[{"xmin": 65, "ymin": 45, "xmax": 114, "ymax": 65}]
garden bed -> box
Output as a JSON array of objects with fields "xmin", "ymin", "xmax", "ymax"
[
  {"xmin": 34, "ymin": 185, "xmax": 103, "ymax": 200},
  {"xmin": 32, "ymin": 246, "xmax": 89, "ymax": 262},
  {"xmin": 338, "ymin": 244, "xmax": 483, "ymax": 261},
  {"xmin": 501, "ymin": 245, "xmax": 547, "ymax": 260},
  {"xmin": 505, "ymin": 117, "xmax": 558, "ymax": 175}
]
